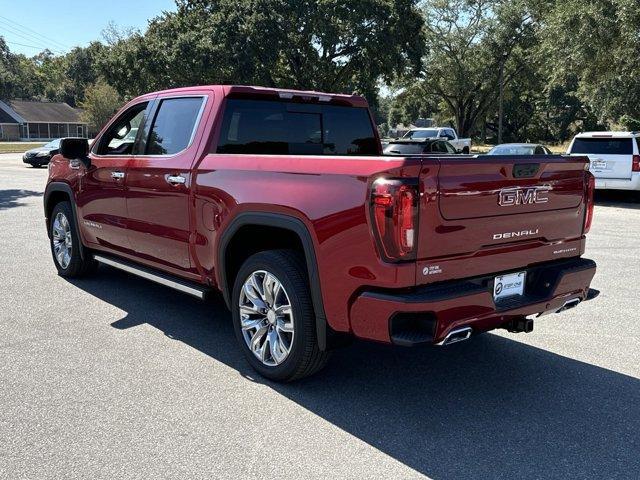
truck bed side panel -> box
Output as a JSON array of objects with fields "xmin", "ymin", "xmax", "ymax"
[{"xmin": 194, "ymin": 154, "xmax": 422, "ymax": 333}]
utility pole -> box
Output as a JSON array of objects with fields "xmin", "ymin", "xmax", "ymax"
[{"xmin": 498, "ymin": 52, "xmax": 507, "ymax": 144}]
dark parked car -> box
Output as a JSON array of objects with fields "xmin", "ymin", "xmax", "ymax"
[
  {"xmin": 23, "ymin": 139, "xmax": 61, "ymax": 167},
  {"xmin": 384, "ymin": 138, "xmax": 458, "ymax": 155},
  {"xmin": 487, "ymin": 143, "xmax": 552, "ymax": 155}
]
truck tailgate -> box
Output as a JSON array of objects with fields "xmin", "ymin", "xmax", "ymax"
[{"xmin": 416, "ymin": 155, "xmax": 590, "ymax": 284}]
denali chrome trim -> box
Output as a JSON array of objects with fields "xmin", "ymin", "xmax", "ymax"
[
  {"xmin": 93, "ymin": 254, "xmax": 207, "ymax": 299},
  {"xmin": 436, "ymin": 326, "xmax": 473, "ymax": 346}
]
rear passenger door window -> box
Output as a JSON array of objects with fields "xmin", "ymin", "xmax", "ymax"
[{"xmin": 145, "ymin": 97, "xmax": 204, "ymax": 155}]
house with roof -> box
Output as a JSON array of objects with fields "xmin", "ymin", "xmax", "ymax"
[{"xmin": 0, "ymin": 99, "xmax": 89, "ymax": 141}]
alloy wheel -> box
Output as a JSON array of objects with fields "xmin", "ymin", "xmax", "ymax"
[
  {"xmin": 52, "ymin": 212, "xmax": 72, "ymax": 269},
  {"xmin": 238, "ymin": 270, "xmax": 295, "ymax": 366}
]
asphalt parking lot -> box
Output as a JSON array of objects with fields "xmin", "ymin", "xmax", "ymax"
[{"xmin": 0, "ymin": 152, "xmax": 638, "ymax": 479}]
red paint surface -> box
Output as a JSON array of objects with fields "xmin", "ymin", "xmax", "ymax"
[{"xmin": 46, "ymin": 85, "xmax": 596, "ymax": 344}]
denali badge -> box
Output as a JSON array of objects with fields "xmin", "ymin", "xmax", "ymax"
[
  {"xmin": 498, "ymin": 186, "xmax": 550, "ymax": 206},
  {"xmin": 83, "ymin": 220, "xmax": 102, "ymax": 229},
  {"xmin": 493, "ymin": 229, "xmax": 539, "ymax": 240}
]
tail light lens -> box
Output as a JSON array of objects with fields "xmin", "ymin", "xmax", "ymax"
[
  {"xmin": 584, "ymin": 171, "xmax": 595, "ymax": 234},
  {"xmin": 371, "ymin": 178, "xmax": 419, "ymax": 261},
  {"xmin": 632, "ymin": 155, "xmax": 640, "ymax": 172}
]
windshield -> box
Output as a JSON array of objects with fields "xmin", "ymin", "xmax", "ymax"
[
  {"xmin": 44, "ymin": 139, "xmax": 60, "ymax": 149},
  {"xmin": 570, "ymin": 138, "xmax": 633, "ymax": 155},
  {"xmin": 384, "ymin": 143, "xmax": 426, "ymax": 155},
  {"xmin": 489, "ymin": 145, "xmax": 536, "ymax": 155},
  {"xmin": 403, "ymin": 129, "xmax": 438, "ymax": 139}
]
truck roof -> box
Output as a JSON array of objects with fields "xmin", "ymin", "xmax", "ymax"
[
  {"xmin": 139, "ymin": 85, "xmax": 369, "ymax": 108},
  {"xmin": 575, "ymin": 131, "xmax": 639, "ymax": 138}
]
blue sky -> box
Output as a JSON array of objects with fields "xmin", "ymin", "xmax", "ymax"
[{"xmin": 0, "ymin": 0, "xmax": 176, "ymax": 56}]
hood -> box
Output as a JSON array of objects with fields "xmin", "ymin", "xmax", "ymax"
[{"xmin": 25, "ymin": 147, "xmax": 56, "ymax": 155}]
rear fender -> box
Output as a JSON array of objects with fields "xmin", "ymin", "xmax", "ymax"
[{"xmin": 217, "ymin": 212, "xmax": 328, "ymax": 350}]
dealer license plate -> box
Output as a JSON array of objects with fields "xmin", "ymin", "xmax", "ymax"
[{"xmin": 493, "ymin": 271, "xmax": 526, "ymax": 302}]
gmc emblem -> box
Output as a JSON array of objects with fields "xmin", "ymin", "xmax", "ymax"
[{"xmin": 498, "ymin": 186, "xmax": 550, "ymax": 206}]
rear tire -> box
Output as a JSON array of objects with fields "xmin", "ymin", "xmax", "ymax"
[
  {"xmin": 49, "ymin": 201, "xmax": 97, "ymax": 278},
  {"xmin": 231, "ymin": 249, "xmax": 330, "ymax": 382}
]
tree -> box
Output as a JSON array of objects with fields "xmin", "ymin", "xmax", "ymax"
[
  {"xmin": 98, "ymin": 0, "xmax": 425, "ymax": 100},
  {"xmin": 80, "ymin": 81, "xmax": 122, "ymax": 133},
  {"xmin": 387, "ymin": 83, "xmax": 440, "ymax": 127},
  {"xmin": 540, "ymin": 0, "xmax": 640, "ymax": 124},
  {"xmin": 385, "ymin": 0, "xmax": 547, "ymax": 137},
  {"xmin": 64, "ymin": 42, "xmax": 106, "ymax": 105}
]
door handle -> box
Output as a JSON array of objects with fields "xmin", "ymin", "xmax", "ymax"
[
  {"xmin": 166, "ymin": 175, "xmax": 186, "ymax": 185},
  {"xmin": 111, "ymin": 171, "xmax": 125, "ymax": 179}
]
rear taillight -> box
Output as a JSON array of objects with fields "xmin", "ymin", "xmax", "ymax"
[
  {"xmin": 371, "ymin": 178, "xmax": 419, "ymax": 261},
  {"xmin": 584, "ymin": 171, "xmax": 595, "ymax": 234},
  {"xmin": 632, "ymin": 155, "xmax": 640, "ymax": 172}
]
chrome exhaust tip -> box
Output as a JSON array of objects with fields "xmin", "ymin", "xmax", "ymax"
[
  {"xmin": 556, "ymin": 298, "xmax": 581, "ymax": 313},
  {"xmin": 436, "ymin": 326, "xmax": 473, "ymax": 346}
]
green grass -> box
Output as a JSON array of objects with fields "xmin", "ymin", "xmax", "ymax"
[{"xmin": 0, "ymin": 142, "xmax": 45, "ymax": 154}]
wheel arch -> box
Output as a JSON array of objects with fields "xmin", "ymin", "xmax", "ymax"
[
  {"xmin": 217, "ymin": 212, "xmax": 328, "ymax": 350},
  {"xmin": 43, "ymin": 182, "xmax": 85, "ymax": 260}
]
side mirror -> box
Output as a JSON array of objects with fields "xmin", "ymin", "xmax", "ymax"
[{"xmin": 60, "ymin": 138, "xmax": 90, "ymax": 168}]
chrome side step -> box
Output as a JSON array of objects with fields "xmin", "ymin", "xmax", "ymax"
[{"xmin": 93, "ymin": 254, "xmax": 210, "ymax": 299}]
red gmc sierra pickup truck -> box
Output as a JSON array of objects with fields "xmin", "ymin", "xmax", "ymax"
[{"xmin": 44, "ymin": 85, "xmax": 598, "ymax": 381}]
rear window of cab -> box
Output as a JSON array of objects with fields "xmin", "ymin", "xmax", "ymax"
[
  {"xmin": 571, "ymin": 138, "xmax": 634, "ymax": 155},
  {"xmin": 216, "ymin": 98, "xmax": 378, "ymax": 155}
]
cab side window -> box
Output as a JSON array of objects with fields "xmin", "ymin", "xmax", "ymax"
[
  {"xmin": 431, "ymin": 141, "xmax": 448, "ymax": 153},
  {"xmin": 94, "ymin": 102, "xmax": 148, "ymax": 156},
  {"xmin": 145, "ymin": 97, "xmax": 204, "ymax": 155}
]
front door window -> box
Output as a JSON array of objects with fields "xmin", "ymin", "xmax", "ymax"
[{"xmin": 93, "ymin": 102, "xmax": 149, "ymax": 156}]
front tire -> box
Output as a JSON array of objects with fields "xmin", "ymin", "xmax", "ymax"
[
  {"xmin": 49, "ymin": 201, "xmax": 97, "ymax": 278},
  {"xmin": 231, "ymin": 250, "xmax": 330, "ymax": 382}
]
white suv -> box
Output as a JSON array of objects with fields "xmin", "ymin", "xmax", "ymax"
[{"xmin": 567, "ymin": 132, "xmax": 640, "ymax": 191}]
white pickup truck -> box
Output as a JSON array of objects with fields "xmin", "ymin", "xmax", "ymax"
[
  {"xmin": 567, "ymin": 131, "xmax": 640, "ymax": 193},
  {"xmin": 402, "ymin": 127, "xmax": 472, "ymax": 153}
]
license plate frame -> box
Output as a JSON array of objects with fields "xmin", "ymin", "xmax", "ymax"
[
  {"xmin": 493, "ymin": 271, "xmax": 526, "ymax": 302},
  {"xmin": 591, "ymin": 159, "xmax": 607, "ymax": 170}
]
